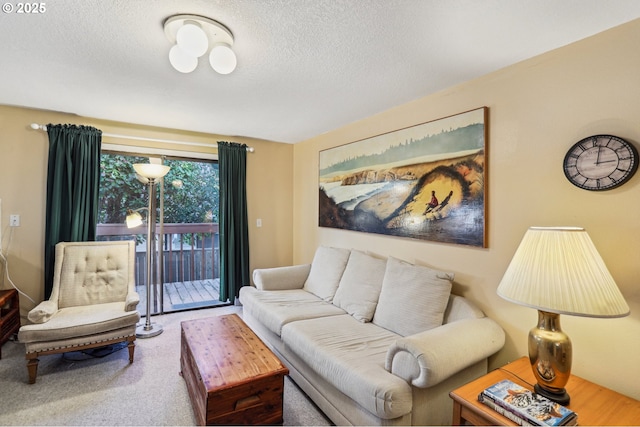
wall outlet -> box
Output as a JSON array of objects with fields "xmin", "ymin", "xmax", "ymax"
[{"xmin": 10, "ymin": 214, "xmax": 20, "ymax": 227}]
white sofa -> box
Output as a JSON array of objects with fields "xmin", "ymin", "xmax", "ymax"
[{"xmin": 239, "ymin": 247, "xmax": 505, "ymax": 426}]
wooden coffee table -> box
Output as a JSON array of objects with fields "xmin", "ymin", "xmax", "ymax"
[{"xmin": 180, "ymin": 314, "xmax": 289, "ymax": 425}]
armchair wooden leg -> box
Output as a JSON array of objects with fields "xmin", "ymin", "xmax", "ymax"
[
  {"xmin": 26, "ymin": 356, "xmax": 39, "ymax": 384},
  {"xmin": 127, "ymin": 337, "xmax": 135, "ymax": 364}
]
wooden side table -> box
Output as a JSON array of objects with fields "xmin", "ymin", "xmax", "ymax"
[
  {"xmin": 0, "ymin": 288, "xmax": 21, "ymax": 359},
  {"xmin": 449, "ymin": 356, "xmax": 640, "ymax": 426}
]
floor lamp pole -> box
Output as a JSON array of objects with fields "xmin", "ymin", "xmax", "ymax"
[{"xmin": 136, "ymin": 176, "xmax": 163, "ymax": 338}]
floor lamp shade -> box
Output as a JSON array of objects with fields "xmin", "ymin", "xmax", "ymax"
[
  {"xmin": 497, "ymin": 226, "xmax": 629, "ymax": 404},
  {"xmin": 133, "ymin": 163, "xmax": 171, "ymax": 180}
]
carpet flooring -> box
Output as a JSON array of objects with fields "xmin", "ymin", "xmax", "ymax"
[{"xmin": 0, "ymin": 305, "xmax": 332, "ymax": 426}]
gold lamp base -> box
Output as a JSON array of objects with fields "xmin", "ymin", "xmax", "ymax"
[{"xmin": 529, "ymin": 310, "xmax": 572, "ymax": 405}]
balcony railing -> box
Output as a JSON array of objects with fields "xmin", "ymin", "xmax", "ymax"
[{"xmin": 96, "ymin": 223, "xmax": 220, "ymax": 286}]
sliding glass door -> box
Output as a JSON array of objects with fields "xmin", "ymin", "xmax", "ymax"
[
  {"xmin": 159, "ymin": 157, "xmax": 223, "ymax": 312},
  {"xmin": 97, "ymin": 152, "xmax": 226, "ymax": 316}
]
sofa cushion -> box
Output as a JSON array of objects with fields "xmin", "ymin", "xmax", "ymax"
[
  {"xmin": 239, "ymin": 287, "xmax": 346, "ymax": 336},
  {"xmin": 281, "ymin": 314, "xmax": 412, "ymax": 419},
  {"xmin": 303, "ymin": 246, "xmax": 351, "ymax": 302},
  {"xmin": 372, "ymin": 257, "xmax": 453, "ymax": 336},
  {"xmin": 332, "ymin": 250, "xmax": 386, "ymax": 322}
]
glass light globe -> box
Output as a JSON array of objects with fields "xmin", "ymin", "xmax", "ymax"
[
  {"xmin": 169, "ymin": 45, "xmax": 198, "ymax": 73},
  {"xmin": 209, "ymin": 43, "xmax": 237, "ymax": 74},
  {"xmin": 176, "ymin": 23, "xmax": 208, "ymax": 58},
  {"xmin": 125, "ymin": 211, "xmax": 143, "ymax": 229}
]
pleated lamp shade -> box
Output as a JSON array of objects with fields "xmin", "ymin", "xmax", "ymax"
[{"xmin": 497, "ymin": 227, "xmax": 629, "ymax": 318}]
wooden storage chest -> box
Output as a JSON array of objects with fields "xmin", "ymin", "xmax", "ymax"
[{"xmin": 180, "ymin": 314, "xmax": 289, "ymax": 425}]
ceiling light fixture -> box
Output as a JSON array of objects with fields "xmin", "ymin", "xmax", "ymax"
[{"xmin": 164, "ymin": 14, "xmax": 237, "ymax": 75}]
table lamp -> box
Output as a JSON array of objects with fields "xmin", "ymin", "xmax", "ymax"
[{"xmin": 497, "ymin": 226, "xmax": 629, "ymax": 405}]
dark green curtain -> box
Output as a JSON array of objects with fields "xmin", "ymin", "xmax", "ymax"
[
  {"xmin": 218, "ymin": 141, "xmax": 250, "ymax": 304},
  {"xmin": 44, "ymin": 124, "xmax": 102, "ymax": 298}
]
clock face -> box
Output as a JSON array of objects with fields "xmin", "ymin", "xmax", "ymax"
[{"xmin": 563, "ymin": 135, "xmax": 638, "ymax": 191}]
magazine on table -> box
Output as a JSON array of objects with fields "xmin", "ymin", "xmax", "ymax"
[{"xmin": 478, "ymin": 380, "xmax": 578, "ymax": 426}]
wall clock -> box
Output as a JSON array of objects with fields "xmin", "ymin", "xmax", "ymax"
[{"xmin": 563, "ymin": 134, "xmax": 638, "ymax": 191}]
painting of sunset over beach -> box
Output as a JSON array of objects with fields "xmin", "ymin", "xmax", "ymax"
[{"xmin": 319, "ymin": 107, "xmax": 487, "ymax": 247}]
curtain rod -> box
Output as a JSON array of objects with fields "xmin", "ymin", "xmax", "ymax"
[{"xmin": 30, "ymin": 123, "xmax": 255, "ymax": 152}]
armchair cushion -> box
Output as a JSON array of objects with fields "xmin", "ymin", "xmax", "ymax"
[{"xmin": 19, "ymin": 302, "xmax": 140, "ymax": 342}]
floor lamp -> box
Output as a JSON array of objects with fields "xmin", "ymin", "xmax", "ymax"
[{"xmin": 126, "ymin": 163, "xmax": 171, "ymax": 338}]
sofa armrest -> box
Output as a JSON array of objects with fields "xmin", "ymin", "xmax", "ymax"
[
  {"xmin": 385, "ymin": 317, "xmax": 505, "ymax": 388},
  {"xmin": 252, "ymin": 264, "xmax": 311, "ymax": 290},
  {"xmin": 125, "ymin": 290, "xmax": 140, "ymax": 311},
  {"xmin": 27, "ymin": 300, "xmax": 59, "ymax": 324}
]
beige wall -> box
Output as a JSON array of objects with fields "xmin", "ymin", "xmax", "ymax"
[
  {"xmin": 0, "ymin": 105, "xmax": 293, "ymax": 317},
  {"xmin": 293, "ymin": 19, "xmax": 640, "ymax": 399}
]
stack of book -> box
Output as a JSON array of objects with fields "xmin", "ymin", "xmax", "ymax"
[{"xmin": 478, "ymin": 380, "xmax": 578, "ymax": 426}]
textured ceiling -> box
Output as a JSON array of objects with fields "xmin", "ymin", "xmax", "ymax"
[{"xmin": 2, "ymin": 1, "xmax": 640, "ymax": 143}]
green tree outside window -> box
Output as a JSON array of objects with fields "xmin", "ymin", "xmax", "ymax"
[{"xmin": 99, "ymin": 154, "xmax": 219, "ymax": 226}]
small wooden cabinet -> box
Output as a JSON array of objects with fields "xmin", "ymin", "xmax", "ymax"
[{"xmin": 0, "ymin": 289, "xmax": 20, "ymax": 359}]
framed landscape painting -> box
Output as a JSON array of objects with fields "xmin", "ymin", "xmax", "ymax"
[{"xmin": 319, "ymin": 107, "xmax": 487, "ymax": 247}]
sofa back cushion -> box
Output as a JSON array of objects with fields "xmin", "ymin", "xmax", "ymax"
[
  {"xmin": 303, "ymin": 246, "xmax": 351, "ymax": 302},
  {"xmin": 333, "ymin": 250, "xmax": 387, "ymax": 322},
  {"xmin": 372, "ymin": 257, "xmax": 453, "ymax": 336},
  {"xmin": 332, "ymin": 250, "xmax": 387, "ymax": 322}
]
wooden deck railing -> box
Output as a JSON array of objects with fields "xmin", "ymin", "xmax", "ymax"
[{"xmin": 96, "ymin": 223, "xmax": 220, "ymax": 285}]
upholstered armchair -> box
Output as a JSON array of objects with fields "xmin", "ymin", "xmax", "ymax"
[{"xmin": 18, "ymin": 241, "xmax": 140, "ymax": 384}]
